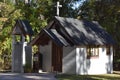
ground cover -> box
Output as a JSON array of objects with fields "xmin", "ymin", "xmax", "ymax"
[{"xmin": 56, "ymin": 72, "xmax": 120, "ymax": 80}]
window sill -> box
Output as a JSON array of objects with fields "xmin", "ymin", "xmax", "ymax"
[{"xmin": 87, "ymin": 56, "xmax": 99, "ymax": 59}]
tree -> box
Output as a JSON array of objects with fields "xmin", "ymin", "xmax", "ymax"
[{"xmin": 0, "ymin": 2, "xmax": 17, "ymax": 70}]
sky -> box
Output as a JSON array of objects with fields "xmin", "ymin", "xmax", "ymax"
[{"xmin": 73, "ymin": 0, "xmax": 86, "ymax": 9}]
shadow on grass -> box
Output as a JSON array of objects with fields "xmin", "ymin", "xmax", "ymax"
[{"xmin": 56, "ymin": 74, "xmax": 120, "ymax": 80}]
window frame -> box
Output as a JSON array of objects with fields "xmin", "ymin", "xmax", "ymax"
[{"xmin": 87, "ymin": 45, "xmax": 99, "ymax": 59}]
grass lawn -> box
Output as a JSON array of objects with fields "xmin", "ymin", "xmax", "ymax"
[{"xmin": 56, "ymin": 73, "xmax": 120, "ymax": 80}]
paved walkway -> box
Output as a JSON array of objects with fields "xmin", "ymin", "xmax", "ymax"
[{"xmin": 0, "ymin": 73, "xmax": 57, "ymax": 80}]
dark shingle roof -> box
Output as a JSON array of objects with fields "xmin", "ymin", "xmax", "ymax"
[
  {"xmin": 12, "ymin": 20, "xmax": 33, "ymax": 36},
  {"xmin": 53, "ymin": 16, "xmax": 115, "ymax": 45},
  {"xmin": 30, "ymin": 16, "xmax": 115, "ymax": 46},
  {"xmin": 43, "ymin": 29, "xmax": 70, "ymax": 46}
]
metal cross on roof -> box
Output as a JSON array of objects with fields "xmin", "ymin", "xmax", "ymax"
[{"xmin": 56, "ymin": 1, "xmax": 62, "ymax": 16}]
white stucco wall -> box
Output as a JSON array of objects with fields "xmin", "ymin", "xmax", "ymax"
[
  {"xmin": 76, "ymin": 46, "xmax": 113, "ymax": 75},
  {"xmin": 76, "ymin": 46, "xmax": 88, "ymax": 74},
  {"xmin": 62, "ymin": 46, "xmax": 76, "ymax": 74},
  {"xmin": 39, "ymin": 41, "xmax": 52, "ymax": 72},
  {"xmin": 39, "ymin": 43, "xmax": 113, "ymax": 75}
]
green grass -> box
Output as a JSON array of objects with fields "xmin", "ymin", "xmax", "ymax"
[{"xmin": 56, "ymin": 74, "xmax": 120, "ymax": 80}]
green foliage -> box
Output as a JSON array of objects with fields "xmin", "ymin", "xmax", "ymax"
[
  {"xmin": 0, "ymin": 3, "xmax": 13, "ymax": 54},
  {"xmin": 32, "ymin": 45, "xmax": 38, "ymax": 54},
  {"xmin": 79, "ymin": 0, "xmax": 120, "ymax": 35}
]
